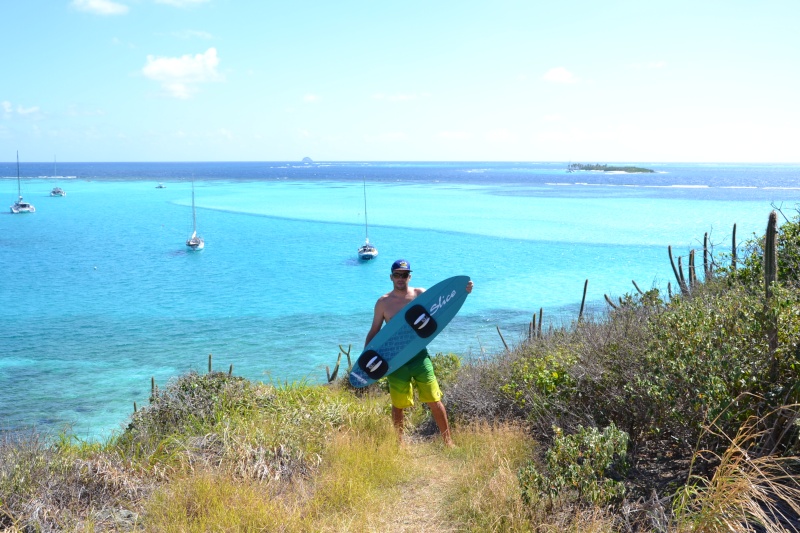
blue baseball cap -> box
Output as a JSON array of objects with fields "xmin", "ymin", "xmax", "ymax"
[{"xmin": 391, "ymin": 259, "xmax": 412, "ymax": 272}]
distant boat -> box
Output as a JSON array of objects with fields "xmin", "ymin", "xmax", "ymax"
[
  {"xmin": 357, "ymin": 178, "xmax": 378, "ymax": 261},
  {"xmin": 186, "ymin": 179, "xmax": 204, "ymax": 251},
  {"xmin": 156, "ymin": 183, "xmax": 167, "ymax": 189},
  {"xmin": 50, "ymin": 156, "xmax": 66, "ymax": 196},
  {"xmin": 10, "ymin": 152, "xmax": 35, "ymax": 214}
]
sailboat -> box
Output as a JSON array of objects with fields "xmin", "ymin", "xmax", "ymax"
[
  {"xmin": 185, "ymin": 179, "xmax": 204, "ymax": 251},
  {"xmin": 50, "ymin": 156, "xmax": 66, "ymax": 197},
  {"xmin": 10, "ymin": 152, "xmax": 35, "ymax": 214},
  {"xmin": 357, "ymin": 178, "xmax": 378, "ymax": 261}
]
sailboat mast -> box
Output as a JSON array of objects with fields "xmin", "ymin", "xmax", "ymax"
[
  {"xmin": 191, "ymin": 180, "xmax": 197, "ymax": 233},
  {"xmin": 363, "ymin": 178, "xmax": 369, "ymax": 240},
  {"xmin": 16, "ymin": 151, "xmax": 21, "ymax": 198}
]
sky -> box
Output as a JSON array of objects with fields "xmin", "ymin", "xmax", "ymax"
[{"xmin": 1, "ymin": 0, "xmax": 799, "ymax": 163}]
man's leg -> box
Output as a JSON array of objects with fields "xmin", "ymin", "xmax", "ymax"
[{"xmin": 427, "ymin": 400, "xmax": 454, "ymax": 447}]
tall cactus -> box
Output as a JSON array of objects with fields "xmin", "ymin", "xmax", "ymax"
[
  {"xmin": 765, "ymin": 210, "xmax": 778, "ymax": 299},
  {"xmin": 765, "ymin": 211, "xmax": 779, "ymax": 380},
  {"xmin": 703, "ymin": 232, "xmax": 713, "ymax": 280},
  {"xmin": 668, "ymin": 245, "xmax": 689, "ymax": 296},
  {"xmin": 578, "ymin": 279, "xmax": 588, "ymax": 321}
]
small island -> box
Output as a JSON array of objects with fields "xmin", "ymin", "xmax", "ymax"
[{"xmin": 567, "ymin": 163, "xmax": 654, "ymax": 173}]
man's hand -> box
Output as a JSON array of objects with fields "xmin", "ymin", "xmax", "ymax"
[{"xmin": 466, "ymin": 280, "xmax": 474, "ymax": 294}]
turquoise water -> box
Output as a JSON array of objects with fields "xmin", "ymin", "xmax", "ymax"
[{"xmin": 1, "ymin": 161, "xmax": 798, "ymax": 440}]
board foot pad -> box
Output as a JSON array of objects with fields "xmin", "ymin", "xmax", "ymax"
[
  {"xmin": 405, "ymin": 305, "xmax": 437, "ymax": 338},
  {"xmin": 357, "ymin": 350, "xmax": 389, "ymax": 380}
]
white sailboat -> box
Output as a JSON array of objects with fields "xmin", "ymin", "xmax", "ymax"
[
  {"xmin": 186, "ymin": 179, "xmax": 204, "ymax": 251},
  {"xmin": 10, "ymin": 152, "xmax": 35, "ymax": 214},
  {"xmin": 50, "ymin": 156, "xmax": 66, "ymax": 197},
  {"xmin": 357, "ymin": 178, "xmax": 378, "ymax": 261}
]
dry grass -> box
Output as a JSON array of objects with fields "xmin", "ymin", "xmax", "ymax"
[
  {"xmin": 142, "ymin": 393, "xmax": 406, "ymax": 532},
  {"xmin": 674, "ymin": 408, "xmax": 800, "ymax": 533}
]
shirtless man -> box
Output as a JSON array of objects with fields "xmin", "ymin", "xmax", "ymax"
[{"xmin": 365, "ymin": 259, "xmax": 473, "ymax": 447}]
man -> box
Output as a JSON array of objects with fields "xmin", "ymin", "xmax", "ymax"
[{"xmin": 364, "ymin": 259, "xmax": 473, "ymax": 447}]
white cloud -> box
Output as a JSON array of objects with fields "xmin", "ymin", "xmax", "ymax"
[
  {"xmin": 17, "ymin": 105, "xmax": 41, "ymax": 115},
  {"xmin": 1, "ymin": 101, "xmax": 41, "ymax": 118},
  {"xmin": 304, "ymin": 94, "xmax": 320, "ymax": 103},
  {"xmin": 141, "ymin": 48, "xmax": 222, "ymax": 99},
  {"xmin": 155, "ymin": 0, "xmax": 210, "ymax": 6},
  {"xmin": 71, "ymin": 0, "xmax": 129, "ymax": 15},
  {"xmin": 543, "ymin": 67, "xmax": 578, "ymax": 84}
]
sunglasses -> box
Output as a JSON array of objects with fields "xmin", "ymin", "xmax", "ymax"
[{"xmin": 392, "ymin": 271, "xmax": 410, "ymax": 279}]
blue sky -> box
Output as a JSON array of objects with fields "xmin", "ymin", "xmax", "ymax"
[{"xmin": 2, "ymin": 0, "xmax": 798, "ymax": 162}]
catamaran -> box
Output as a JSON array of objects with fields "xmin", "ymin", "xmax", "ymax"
[
  {"xmin": 50, "ymin": 156, "xmax": 66, "ymax": 196},
  {"xmin": 10, "ymin": 152, "xmax": 35, "ymax": 214}
]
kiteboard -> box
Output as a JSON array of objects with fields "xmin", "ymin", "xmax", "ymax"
[{"xmin": 349, "ymin": 275, "xmax": 471, "ymax": 388}]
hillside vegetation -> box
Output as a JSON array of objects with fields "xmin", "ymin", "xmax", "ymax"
[{"xmin": 1, "ymin": 208, "xmax": 799, "ymax": 532}]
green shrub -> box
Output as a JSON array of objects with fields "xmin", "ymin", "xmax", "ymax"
[
  {"xmin": 500, "ymin": 349, "xmax": 576, "ymax": 408},
  {"xmin": 518, "ymin": 424, "xmax": 629, "ymax": 508}
]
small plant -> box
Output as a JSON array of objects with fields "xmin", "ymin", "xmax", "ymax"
[
  {"xmin": 518, "ymin": 423, "xmax": 629, "ymax": 508},
  {"xmin": 500, "ymin": 351, "xmax": 576, "ymax": 408}
]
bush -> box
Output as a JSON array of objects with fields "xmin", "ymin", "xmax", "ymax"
[{"xmin": 518, "ymin": 424, "xmax": 629, "ymax": 509}]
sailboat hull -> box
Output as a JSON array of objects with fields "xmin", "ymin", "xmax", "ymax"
[
  {"xmin": 358, "ymin": 242, "xmax": 378, "ymax": 260},
  {"xmin": 10, "ymin": 203, "xmax": 36, "ymax": 214}
]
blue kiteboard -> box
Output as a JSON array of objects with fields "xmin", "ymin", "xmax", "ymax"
[{"xmin": 349, "ymin": 275, "xmax": 471, "ymax": 388}]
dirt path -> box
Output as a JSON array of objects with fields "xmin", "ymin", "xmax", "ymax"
[{"xmin": 372, "ymin": 439, "xmax": 461, "ymax": 533}]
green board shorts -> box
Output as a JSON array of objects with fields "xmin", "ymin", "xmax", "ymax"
[{"xmin": 387, "ymin": 349, "xmax": 442, "ymax": 409}]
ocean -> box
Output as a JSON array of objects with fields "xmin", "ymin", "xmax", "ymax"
[{"xmin": 1, "ymin": 161, "xmax": 798, "ymax": 440}]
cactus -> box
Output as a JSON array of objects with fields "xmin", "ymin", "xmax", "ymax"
[
  {"xmin": 765, "ymin": 210, "xmax": 778, "ymax": 299},
  {"xmin": 327, "ymin": 344, "xmax": 352, "ymax": 383},
  {"xmin": 703, "ymin": 232, "xmax": 713, "ymax": 280},
  {"xmin": 604, "ymin": 294, "xmax": 618, "ymax": 309},
  {"xmin": 578, "ymin": 279, "xmax": 588, "ymax": 321},
  {"xmin": 208, "ymin": 353, "xmax": 212, "ymax": 373},
  {"xmin": 529, "ymin": 313, "xmax": 536, "ymax": 340},
  {"xmin": 765, "ymin": 211, "xmax": 779, "ymax": 380},
  {"xmin": 688, "ymin": 249, "xmax": 696, "ymax": 289},
  {"xmin": 537, "ymin": 308, "xmax": 543, "ymax": 337},
  {"xmin": 668, "ymin": 245, "xmax": 689, "ymax": 296},
  {"xmin": 496, "ymin": 325, "xmax": 510, "ymax": 352},
  {"xmin": 731, "ymin": 223, "xmax": 737, "ymax": 270},
  {"xmin": 632, "ymin": 279, "xmax": 644, "ymax": 295}
]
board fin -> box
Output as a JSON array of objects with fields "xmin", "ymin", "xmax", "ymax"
[{"xmin": 405, "ymin": 304, "xmax": 437, "ymax": 338}]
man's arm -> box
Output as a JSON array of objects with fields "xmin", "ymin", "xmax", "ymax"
[{"xmin": 364, "ymin": 298, "xmax": 385, "ymax": 347}]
